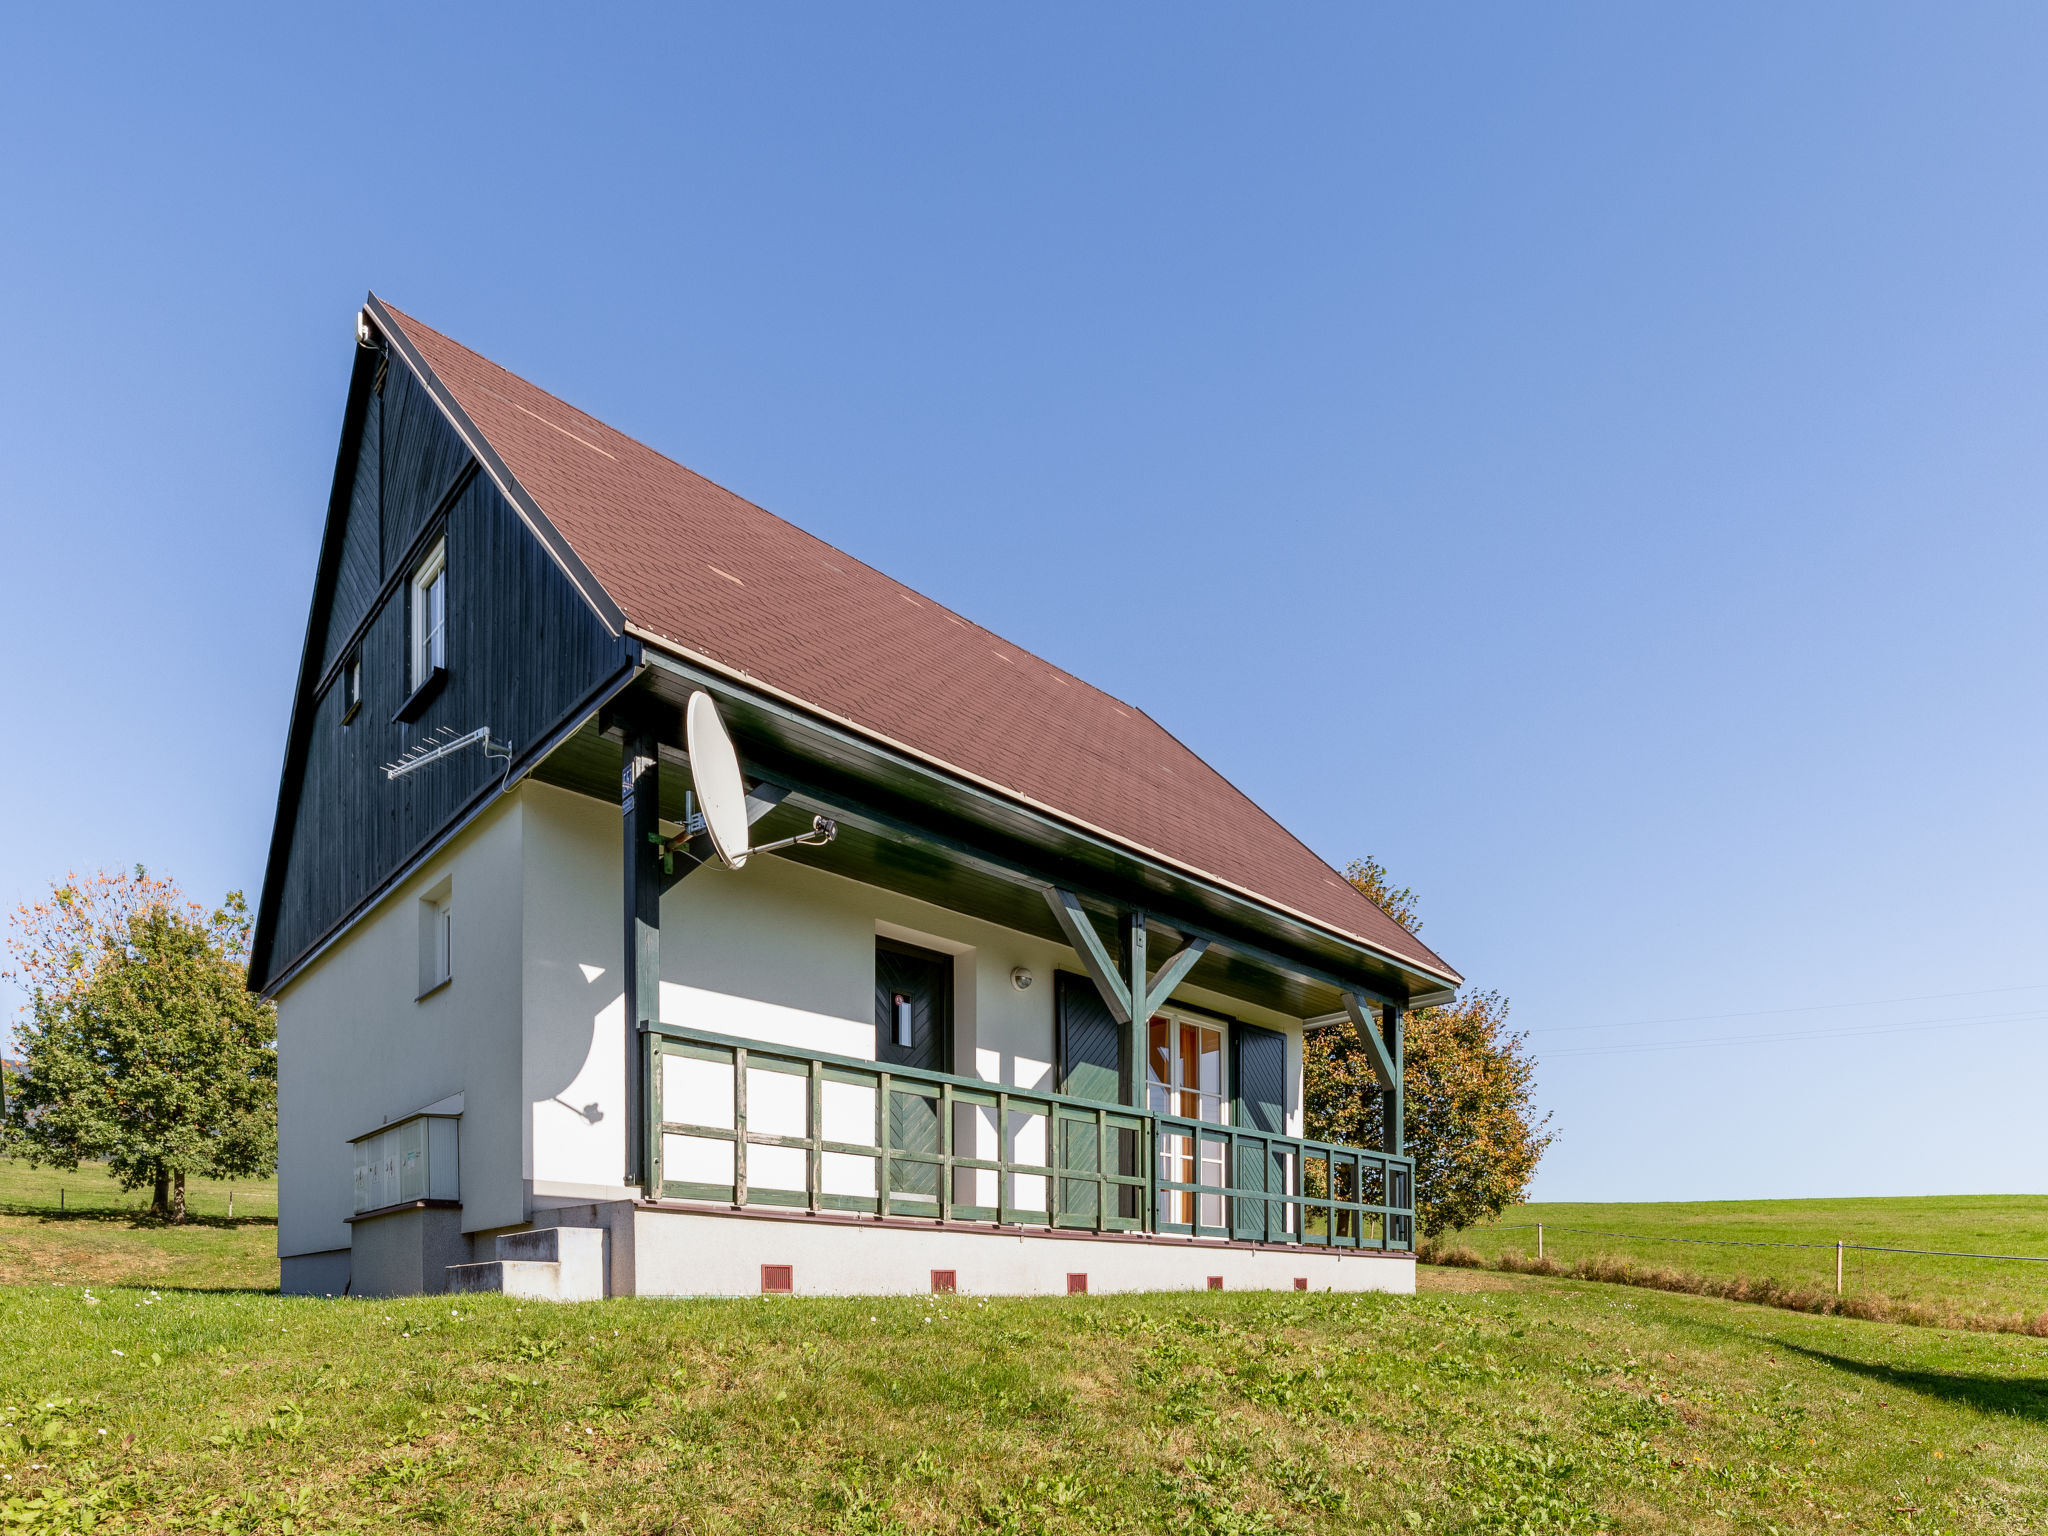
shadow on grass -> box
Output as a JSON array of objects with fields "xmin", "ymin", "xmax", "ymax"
[
  {"xmin": 1767, "ymin": 1338, "xmax": 2048, "ymax": 1424},
  {"xmin": 0, "ymin": 1206, "xmax": 276, "ymax": 1232}
]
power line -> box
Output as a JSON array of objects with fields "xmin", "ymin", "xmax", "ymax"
[{"xmin": 1527, "ymin": 980, "xmax": 2048, "ymax": 1037}]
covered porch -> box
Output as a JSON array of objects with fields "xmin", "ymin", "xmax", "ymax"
[{"xmin": 528, "ymin": 653, "xmax": 1446, "ymax": 1289}]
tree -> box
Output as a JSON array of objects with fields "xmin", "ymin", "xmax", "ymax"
[
  {"xmin": 1304, "ymin": 861, "xmax": 1554, "ymax": 1235},
  {"xmin": 3, "ymin": 870, "xmax": 276, "ymax": 1221}
]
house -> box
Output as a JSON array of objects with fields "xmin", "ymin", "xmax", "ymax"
[{"xmin": 253, "ymin": 295, "xmax": 1462, "ymax": 1300}]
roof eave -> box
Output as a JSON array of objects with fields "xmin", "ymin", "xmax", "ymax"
[{"xmin": 628, "ymin": 626, "xmax": 1462, "ymax": 1001}]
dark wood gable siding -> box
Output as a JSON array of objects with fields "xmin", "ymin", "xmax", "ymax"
[
  {"xmin": 319, "ymin": 389, "xmax": 382, "ymax": 676},
  {"xmin": 253, "ymin": 348, "xmax": 633, "ymax": 992}
]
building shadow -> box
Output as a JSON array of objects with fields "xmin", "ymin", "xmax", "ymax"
[{"xmin": 1765, "ymin": 1337, "xmax": 2048, "ymax": 1425}]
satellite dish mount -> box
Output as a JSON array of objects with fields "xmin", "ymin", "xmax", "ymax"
[{"xmin": 654, "ymin": 692, "xmax": 836, "ymax": 880}]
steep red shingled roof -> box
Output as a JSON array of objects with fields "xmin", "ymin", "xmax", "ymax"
[{"xmin": 378, "ymin": 302, "xmax": 1456, "ymax": 984}]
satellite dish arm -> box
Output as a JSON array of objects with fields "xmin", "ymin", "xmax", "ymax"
[{"xmin": 652, "ymin": 777, "xmax": 822, "ymax": 892}]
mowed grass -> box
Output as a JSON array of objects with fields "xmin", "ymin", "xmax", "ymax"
[
  {"xmin": 1, "ymin": 1269, "xmax": 2044, "ymax": 1533},
  {"xmin": 0, "ymin": 1159, "xmax": 277, "ymax": 1293},
  {"xmin": 1448, "ymin": 1196, "xmax": 2048, "ymax": 1322}
]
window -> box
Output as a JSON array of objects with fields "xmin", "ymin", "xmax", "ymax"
[
  {"xmin": 340, "ymin": 655, "xmax": 363, "ymax": 725},
  {"xmin": 410, "ymin": 539, "xmax": 447, "ymax": 689},
  {"xmin": 417, "ymin": 877, "xmax": 452, "ymax": 997},
  {"xmin": 1148, "ymin": 1012, "xmax": 1228, "ymax": 1229}
]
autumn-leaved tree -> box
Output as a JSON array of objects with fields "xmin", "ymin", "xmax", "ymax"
[
  {"xmin": 3, "ymin": 869, "xmax": 276, "ymax": 1221},
  {"xmin": 1304, "ymin": 858, "xmax": 1553, "ymax": 1235}
]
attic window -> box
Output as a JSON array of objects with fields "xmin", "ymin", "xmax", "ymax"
[
  {"xmin": 410, "ymin": 540, "xmax": 447, "ymax": 690},
  {"xmin": 340, "ymin": 655, "xmax": 363, "ymax": 725}
]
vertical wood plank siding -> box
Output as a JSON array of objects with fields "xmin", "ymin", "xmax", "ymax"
[
  {"xmin": 378, "ymin": 364, "xmax": 471, "ymax": 573},
  {"xmin": 319, "ymin": 390, "xmax": 383, "ymax": 676},
  {"xmin": 256, "ymin": 357, "xmax": 630, "ymax": 988}
]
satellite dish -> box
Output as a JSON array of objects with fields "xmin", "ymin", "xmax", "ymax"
[{"xmin": 686, "ymin": 691, "xmax": 752, "ymax": 870}]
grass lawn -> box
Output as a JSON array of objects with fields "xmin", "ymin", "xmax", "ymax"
[
  {"xmin": 0, "ymin": 1159, "xmax": 277, "ymax": 1292},
  {"xmin": 1, "ymin": 1182, "xmax": 2043, "ymax": 1532},
  {"xmin": 1445, "ymin": 1197, "xmax": 2048, "ymax": 1323},
  {"xmin": 3, "ymin": 1269, "xmax": 2044, "ymax": 1533}
]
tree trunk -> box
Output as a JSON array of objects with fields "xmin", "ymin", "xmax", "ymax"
[
  {"xmin": 171, "ymin": 1169, "xmax": 186, "ymax": 1224},
  {"xmin": 151, "ymin": 1164, "xmax": 170, "ymax": 1219}
]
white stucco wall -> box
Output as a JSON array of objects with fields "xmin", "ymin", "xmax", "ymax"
[
  {"xmin": 280, "ymin": 779, "xmax": 1318, "ymax": 1290},
  {"xmin": 275, "ymin": 794, "xmax": 528, "ymax": 1267}
]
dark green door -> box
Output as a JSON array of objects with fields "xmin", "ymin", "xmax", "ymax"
[{"xmin": 876, "ymin": 940, "xmax": 951, "ymax": 1203}]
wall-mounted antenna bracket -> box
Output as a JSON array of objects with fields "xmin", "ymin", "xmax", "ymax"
[{"xmin": 382, "ymin": 725, "xmax": 512, "ymax": 781}]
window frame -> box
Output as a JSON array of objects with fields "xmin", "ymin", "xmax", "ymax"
[
  {"xmin": 1146, "ymin": 1006, "xmax": 1232, "ymax": 1232},
  {"xmin": 417, "ymin": 876, "xmax": 453, "ymax": 999},
  {"xmin": 409, "ymin": 538, "xmax": 448, "ymax": 691},
  {"xmin": 339, "ymin": 653, "xmax": 363, "ymax": 725}
]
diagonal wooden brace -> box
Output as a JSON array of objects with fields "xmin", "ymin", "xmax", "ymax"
[
  {"xmin": 1341, "ymin": 990, "xmax": 1399, "ymax": 1087},
  {"xmin": 1045, "ymin": 888, "xmax": 1132, "ymax": 1022},
  {"xmin": 1044, "ymin": 889, "xmax": 1211, "ymax": 1025}
]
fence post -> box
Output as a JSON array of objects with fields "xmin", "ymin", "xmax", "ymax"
[
  {"xmin": 1836, "ymin": 1240, "xmax": 1843, "ymax": 1297},
  {"xmin": 1537, "ymin": 1223, "xmax": 1544, "ymax": 1261}
]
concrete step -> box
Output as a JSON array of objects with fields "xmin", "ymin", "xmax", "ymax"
[
  {"xmin": 446, "ymin": 1259, "xmax": 562, "ymax": 1300},
  {"xmin": 497, "ymin": 1226, "xmax": 604, "ymax": 1269},
  {"xmin": 443, "ymin": 1223, "xmax": 606, "ymax": 1302}
]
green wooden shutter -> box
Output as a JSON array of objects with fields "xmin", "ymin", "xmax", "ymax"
[
  {"xmin": 1056, "ymin": 971, "xmax": 1125, "ymax": 1104},
  {"xmin": 1232, "ymin": 1024, "xmax": 1286, "ymax": 1133},
  {"xmin": 1232, "ymin": 1023, "xmax": 1287, "ymax": 1240}
]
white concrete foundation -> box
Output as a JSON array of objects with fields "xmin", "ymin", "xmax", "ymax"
[{"xmin": 629, "ymin": 1205, "xmax": 1414, "ymax": 1297}]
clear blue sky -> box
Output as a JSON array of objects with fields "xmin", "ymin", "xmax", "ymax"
[{"xmin": 3, "ymin": 6, "xmax": 2043, "ymax": 1203}]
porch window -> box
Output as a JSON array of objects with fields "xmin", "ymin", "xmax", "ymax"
[{"xmin": 1147, "ymin": 1013, "xmax": 1227, "ymax": 1228}]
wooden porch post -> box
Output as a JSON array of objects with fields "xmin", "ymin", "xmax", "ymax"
[
  {"xmin": 621, "ymin": 709, "xmax": 661, "ymax": 1189},
  {"xmin": 1381, "ymin": 1000, "xmax": 1404, "ymax": 1157},
  {"xmin": 1124, "ymin": 909, "xmax": 1147, "ymax": 1110}
]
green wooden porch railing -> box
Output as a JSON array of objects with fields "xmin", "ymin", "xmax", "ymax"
[{"xmin": 649, "ymin": 1025, "xmax": 1414, "ymax": 1251}]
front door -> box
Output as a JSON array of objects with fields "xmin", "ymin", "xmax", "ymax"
[
  {"xmin": 875, "ymin": 939, "xmax": 951, "ymax": 1205},
  {"xmin": 875, "ymin": 939, "xmax": 950, "ymax": 1072}
]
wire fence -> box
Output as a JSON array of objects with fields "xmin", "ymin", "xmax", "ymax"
[{"xmin": 1486, "ymin": 1225, "xmax": 2048, "ymax": 1265}]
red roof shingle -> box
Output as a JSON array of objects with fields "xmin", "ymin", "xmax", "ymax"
[{"xmin": 378, "ymin": 302, "xmax": 1456, "ymax": 985}]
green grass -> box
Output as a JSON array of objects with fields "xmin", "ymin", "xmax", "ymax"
[
  {"xmin": 0, "ymin": 1159, "xmax": 277, "ymax": 1293},
  {"xmin": 0, "ymin": 1180, "xmax": 2041, "ymax": 1531},
  {"xmin": 0, "ymin": 1269, "xmax": 2043, "ymax": 1533},
  {"xmin": 1445, "ymin": 1197, "xmax": 2048, "ymax": 1323}
]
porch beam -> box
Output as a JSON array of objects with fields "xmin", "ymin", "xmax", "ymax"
[{"xmin": 1044, "ymin": 888, "xmax": 1132, "ymax": 1023}]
